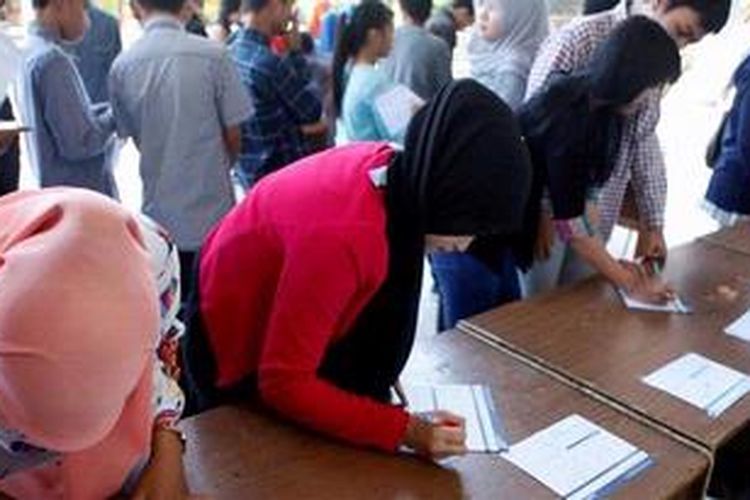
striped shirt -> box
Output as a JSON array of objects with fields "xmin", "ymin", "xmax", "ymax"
[{"xmin": 526, "ymin": 7, "xmax": 667, "ymax": 240}]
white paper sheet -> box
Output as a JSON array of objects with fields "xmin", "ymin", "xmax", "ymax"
[
  {"xmin": 0, "ymin": 34, "xmax": 21, "ymax": 102},
  {"xmin": 642, "ymin": 353, "xmax": 750, "ymax": 417},
  {"xmin": 503, "ymin": 414, "xmax": 650, "ymax": 499},
  {"xmin": 617, "ymin": 289, "xmax": 692, "ymax": 314},
  {"xmin": 403, "ymin": 384, "xmax": 507, "ymax": 453},
  {"xmin": 726, "ymin": 309, "xmax": 750, "ymax": 341},
  {"xmin": 373, "ymin": 85, "xmax": 424, "ymax": 137},
  {"xmin": 0, "ymin": 121, "xmax": 29, "ymax": 133}
]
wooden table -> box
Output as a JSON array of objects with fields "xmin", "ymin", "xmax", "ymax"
[
  {"xmin": 460, "ymin": 240, "xmax": 750, "ymax": 456},
  {"xmin": 183, "ymin": 333, "xmax": 709, "ymax": 499},
  {"xmin": 701, "ymin": 221, "xmax": 750, "ymax": 257}
]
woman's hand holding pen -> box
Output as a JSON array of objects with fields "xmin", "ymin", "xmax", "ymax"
[
  {"xmin": 403, "ymin": 411, "xmax": 468, "ymax": 460},
  {"xmin": 618, "ymin": 259, "xmax": 675, "ymax": 304}
]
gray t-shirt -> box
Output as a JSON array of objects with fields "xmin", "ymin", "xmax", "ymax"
[
  {"xmin": 382, "ymin": 25, "xmax": 452, "ymax": 101},
  {"xmin": 110, "ymin": 15, "xmax": 252, "ymax": 249}
]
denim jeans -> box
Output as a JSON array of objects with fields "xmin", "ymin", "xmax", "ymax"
[{"xmin": 430, "ymin": 248, "xmax": 521, "ymax": 331}]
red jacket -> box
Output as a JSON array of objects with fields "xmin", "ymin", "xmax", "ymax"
[{"xmin": 199, "ymin": 143, "xmax": 410, "ymax": 451}]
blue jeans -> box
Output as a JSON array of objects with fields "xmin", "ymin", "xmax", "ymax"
[{"xmin": 430, "ymin": 249, "xmax": 521, "ymax": 331}]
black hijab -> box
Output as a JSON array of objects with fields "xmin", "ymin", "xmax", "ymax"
[{"xmin": 319, "ymin": 80, "xmax": 532, "ymax": 400}]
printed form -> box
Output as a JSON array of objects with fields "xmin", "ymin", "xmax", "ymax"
[
  {"xmin": 643, "ymin": 353, "xmax": 750, "ymax": 417},
  {"xmin": 503, "ymin": 415, "xmax": 651, "ymax": 499},
  {"xmin": 404, "ymin": 384, "xmax": 507, "ymax": 453}
]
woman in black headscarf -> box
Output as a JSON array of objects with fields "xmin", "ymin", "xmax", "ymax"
[{"xmin": 181, "ymin": 80, "xmax": 531, "ymax": 458}]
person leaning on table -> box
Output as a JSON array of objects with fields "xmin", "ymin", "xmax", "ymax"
[{"xmin": 182, "ymin": 79, "xmax": 533, "ymax": 460}]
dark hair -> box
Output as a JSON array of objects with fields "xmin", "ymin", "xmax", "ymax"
[
  {"xmin": 300, "ymin": 32, "xmax": 315, "ymax": 54},
  {"xmin": 451, "ymin": 0, "xmax": 473, "ymax": 16},
  {"xmin": 240, "ymin": 0, "xmax": 270, "ymax": 14},
  {"xmin": 332, "ymin": 1, "xmax": 393, "ymax": 117},
  {"xmin": 588, "ymin": 15, "xmax": 681, "ymax": 106},
  {"xmin": 519, "ymin": 16, "xmax": 680, "ymax": 202},
  {"xmin": 219, "ymin": 0, "xmax": 241, "ymax": 29},
  {"xmin": 399, "ymin": 0, "xmax": 431, "ymax": 25},
  {"xmin": 137, "ymin": 0, "xmax": 186, "ymax": 14},
  {"xmin": 664, "ymin": 0, "xmax": 730, "ymax": 34},
  {"xmin": 32, "ymin": 0, "xmax": 50, "ymax": 8},
  {"xmin": 583, "ymin": 0, "xmax": 620, "ymax": 15}
]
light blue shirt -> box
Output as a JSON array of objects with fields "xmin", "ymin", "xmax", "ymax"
[
  {"xmin": 19, "ymin": 22, "xmax": 117, "ymax": 197},
  {"xmin": 338, "ymin": 63, "xmax": 403, "ymax": 144},
  {"xmin": 109, "ymin": 16, "xmax": 253, "ymax": 249}
]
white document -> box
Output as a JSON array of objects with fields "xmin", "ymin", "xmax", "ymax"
[
  {"xmin": 617, "ymin": 289, "xmax": 692, "ymax": 314},
  {"xmin": 403, "ymin": 384, "xmax": 507, "ymax": 453},
  {"xmin": 643, "ymin": 353, "xmax": 750, "ymax": 417},
  {"xmin": 726, "ymin": 309, "xmax": 750, "ymax": 341},
  {"xmin": 373, "ymin": 85, "xmax": 425, "ymax": 138},
  {"xmin": 0, "ymin": 33, "xmax": 21, "ymax": 102},
  {"xmin": 503, "ymin": 415, "xmax": 651, "ymax": 500},
  {"xmin": 0, "ymin": 121, "xmax": 29, "ymax": 133}
]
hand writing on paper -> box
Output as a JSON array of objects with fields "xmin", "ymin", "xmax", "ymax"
[
  {"xmin": 620, "ymin": 260, "xmax": 675, "ymax": 304},
  {"xmin": 404, "ymin": 411, "xmax": 467, "ymax": 460}
]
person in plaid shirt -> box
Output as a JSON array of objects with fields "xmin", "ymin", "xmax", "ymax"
[
  {"xmin": 524, "ymin": 0, "xmax": 730, "ymax": 293},
  {"xmin": 230, "ymin": 0, "xmax": 324, "ymax": 189}
]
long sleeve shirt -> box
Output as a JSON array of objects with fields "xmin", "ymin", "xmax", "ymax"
[
  {"xmin": 19, "ymin": 22, "xmax": 117, "ymax": 197},
  {"xmin": 199, "ymin": 143, "xmax": 410, "ymax": 452},
  {"xmin": 229, "ymin": 28, "xmax": 323, "ymax": 187},
  {"xmin": 525, "ymin": 8, "xmax": 667, "ymax": 240}
]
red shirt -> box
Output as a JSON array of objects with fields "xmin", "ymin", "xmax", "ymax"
[{"xmin": 199, "ymin": 143, "xmax": 410, "ymax": 451}]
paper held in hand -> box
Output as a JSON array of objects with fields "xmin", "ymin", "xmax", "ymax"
[
  {"xmin": 0, "ymin": 121, "xmax": 30, "ymax": 133},
  {"xmin": 502, "ymin": 414, "xmax": 652, "ymax": 500},
  {"xmin": 373, "ymin": 85, "xmax": 425, "ymax": 138},
  {"xmin": 403, "ymin": 384, "xmax": 508, "ymax": 453}
]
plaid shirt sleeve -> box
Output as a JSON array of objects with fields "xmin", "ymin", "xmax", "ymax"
[
  {"xmin": 628, "ymin": 92, "xmax": 667, "ymax": 229},
  {"xmin": 525, "ymin": 21, "xmax": 599, "ymax": 101},
  {"xmin": 526, "ymin": 11, "xmax": 667, "ymax": 235},
  {"xmin": 275, "ymin": 52, "xmax": 322, "ymax": 125}
]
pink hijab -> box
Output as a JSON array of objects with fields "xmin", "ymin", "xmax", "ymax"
[{"xmin": 0, "ymin": 188, "xmax": 159, "ymax": 499}]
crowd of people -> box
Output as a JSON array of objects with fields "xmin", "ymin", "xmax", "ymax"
[{"xmin": 2, "ymin": 0, "xmax": 748, "ymax": 497}]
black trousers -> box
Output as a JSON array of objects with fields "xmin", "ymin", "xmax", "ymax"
[
  {"xmin": 0, "ymin": 99, "xmax": 20, "ymax": 196},
  {"xmin": 178, "ymin": 250, "xmax": 197, "ymax": 317},
  {"xmin": 179, "ymin": 252, "xmax": 252, "ymax": 417}
]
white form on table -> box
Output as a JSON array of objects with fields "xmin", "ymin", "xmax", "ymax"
[
  {"xmin": 726, "ymin": 308, "xmax": 750, "ymax": 341},
  {"xmin": 503, "ymin": 414, "xmax": 652, "ymax": 500},
  {"xmin": 403, "ymin": 384, "xmax": 507, "ymax": 453},
  {"xmin": 642, "ymin": 352, "xmax": 750, "ymax": 418}
]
